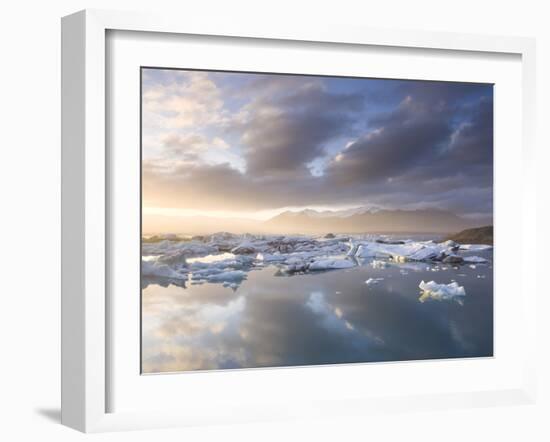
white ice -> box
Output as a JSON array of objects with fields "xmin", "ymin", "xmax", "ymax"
[
  {"xmin": 418, "ymin": 280, "xmax": 466, "ymax": 302},
  {"xmin": 141, "ymin": 232, "xmax": 492, "ymax": 285},
  {"xmin": 142, "ymin": 260, "xmax": 187, "ymax": 280},
  {"xmin": 460, "ymin": 244, "xmax": 493, "ymax": 251},
  {"xmin": 463, "ymin": 256, "xmax": 488, "ymax": 263},
  {"xmin": 308, "ymin": 258, "xmax": 356, "ymax": 271}
]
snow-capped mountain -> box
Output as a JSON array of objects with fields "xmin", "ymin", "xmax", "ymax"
[{"xmin": 264, "ymin": 207, "xmax": 482, "ymax": 234}]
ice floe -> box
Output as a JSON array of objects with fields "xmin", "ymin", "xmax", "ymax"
[
  {"xmin": 231, "ymin": 241, "xmax": 258, "ymax": 255},
  {"xmin": 141, "ymin": 232, "xmax": 492, "ymax": 287},
  {"xmin": 463, "ymin": 256, "xmax": 488, "ymax": 264},
  {"xmin": 309, "ymin": 258, "xmax": 356, "ymax": 271},
  {"xmin": 142, "ymin": 260, "xmax": 187, "ymax": 280},
  {"xmin": 460, "ymin": 244, "xmax": 493, "ymax": 251},
  {"xmin": 418, "ymin": 280, "xmax": 466, "ymax": 303}
]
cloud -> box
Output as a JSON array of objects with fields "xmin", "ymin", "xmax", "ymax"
[
  {"xmin": 325, "ymin": 95, "xmax": 451, "ymax": 185},
  {"xmin": 141, "ymin": 70, "xmax": 493, "ymax": 218},
  {"xmin": 161, "ymin": 133, "xmax": 230, "ymax": 157},
  {"xmin": 233, "ymin": 77, "xmax": 365, "ymax": 177},
  {"xmin": 161, "ymin": 133, "xmax": 208, "ymax": 156},
  {"xmin": 446, "ymin": 96, "xmax": 493, "ymax": 166},
  {"xmin": 142, "ymin": 70, "xmax": 226, "ymax": 130}
]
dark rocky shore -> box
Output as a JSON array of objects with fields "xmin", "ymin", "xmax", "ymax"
[{"xmin": 445, "ymin": 225, "xmax": 493, "ymax": 245}]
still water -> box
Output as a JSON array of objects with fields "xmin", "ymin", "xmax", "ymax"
[{"xmin": 142, "ymin": 255, "xmax": 493, "ymax": 373}]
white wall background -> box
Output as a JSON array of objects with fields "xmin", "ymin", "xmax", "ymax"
[{"xmin": 0, "ymin": 1, "xmax": 547, "ymax": 440}]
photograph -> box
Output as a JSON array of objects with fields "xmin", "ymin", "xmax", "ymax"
[{"xmin": 140, "ymin": 68, "xmax": 494, "ymax": 374}]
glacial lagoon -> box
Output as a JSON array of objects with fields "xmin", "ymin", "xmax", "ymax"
[{"xmin": 141, "ymin": 234, "xmax": 493, "ymax": 373}]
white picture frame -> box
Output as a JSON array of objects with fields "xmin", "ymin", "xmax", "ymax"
[{"xmin": 61, "ymin": 9, "xmax": 538, "ymax": 433}]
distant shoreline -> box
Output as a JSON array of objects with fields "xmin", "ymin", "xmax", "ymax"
[{"xmin": 444, "ymin": 226, "xmax": 493, "ymax": 245}]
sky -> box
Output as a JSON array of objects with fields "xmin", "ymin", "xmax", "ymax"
[{"xmin": 142, "ymin": 68, "xmax": 493, "ymax": 221}]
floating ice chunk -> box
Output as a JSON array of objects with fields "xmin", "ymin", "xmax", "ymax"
[
  {"xmin": 186, "ymin": 252, "xmax": 235, "ymax": 264},
  {"xmin": 308, "ymin": 258, "xmax": 356, "ymax": 271},
  {"xmin": 468, "ymin": 264, "xmax": 477, "ymax": 269},
  {"xmin": 354, "ymin": 244, "xmax": 380, "ymax": 258},
  {"xmin": 463, "ymin": 256, "xmax": 488, "ymax": 263},
  {"xmin": 189, "ymin": 255, "xmax": 253, "ymax": 272},
  {"xmin": 406, "ymin": 247, "xmax": 440, "ymax": 261},
  {"xmin": 460, "ymin": 244, "xmax": 493, "ymax": 251},
  {"xmin": 141, "ymin": 260, "xmax": 187, "ymax": 280},
  {"xmin": 231, "ymin": 241, "xmax": 257, "ymax": 255},
  {"xmin": 347, "ymin": 240, "xmax": 360, "ymax": 257},
  {"xmin": 441, "ymin": 240, "xmax": 459, "ymax": 250},
  {"xmin": 356, "ymin": 241, "xmax": 448, "ymax": 262},
  {"xmin": 365, "ymin": 277, "xmax": 384, "ymax": 285},
  {"xmin": 377, "ymin": 242, "xmax": 429, "ymax": 260},
  {"xmin": 281, "ymin": 257, "xmax": 308, "ymax": 273},
  {"xmin": 442, "ymin": 254, "xmax": 464, "ymax": 264},
  {"xmin": 142, "ymin": 240, "xmax": 217, "ymax": 258},
  {"xmin": 155, "ymin": 250, "xmax": 189, "ymax": 266},
  {"xmin": 418, "ymin": 280, "xmax": 466, "ymax": 302},
  {"xmin": 256, "ymin": 252, "xmax": 285, "ymax": 262}
]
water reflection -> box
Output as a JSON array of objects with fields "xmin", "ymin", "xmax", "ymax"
[{"xmin": 142, "ymin": 254, "xmax": 493, "ymax": 373}]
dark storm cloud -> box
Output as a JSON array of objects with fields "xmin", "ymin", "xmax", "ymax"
[
  {"xmin": 143, "ymin": 71, "xmax": 493, "ymax": 218},
  {"xmin": 400, "ymin": 80, "xmax": 492, "ymax": 107},
  {"xmin": 446, "ymin": 97, "xmax": 493, "ymax": 166},
  {"xmin": 235, "ymin": 79, "xmax": 365, "ymax": 177},
  {"xmin": 325, "ymin": 96, "xmax": 452, "ymax": 184},
  {"xmin": 320, "ymin": 85, "xmax": 493, "ymax": 215}
]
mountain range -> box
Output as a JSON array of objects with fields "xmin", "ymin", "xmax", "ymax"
[
  {"xmin": 143, "ymin": 206, "xmax": 491, "ymax": 235},
  {"xmin": 263, "ymin": 207, "xmax": 486, "ymax": 234}
]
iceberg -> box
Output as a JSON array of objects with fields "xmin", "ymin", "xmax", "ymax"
[
  {"xmin": 256, "ymin": 252, "xmax": 286, "ymax": 262},
  {"xmin": 354, "ymin": 244, "xmax": 381, "ymax": 258},
  {"xmin": 308, "ymin": 258, "xmax": 356, "ymax": 271},
  {"xmin": 463, "ymin": 255, "xmax": 488, "ymax": 263},
  {"xmin": 141, "ymin": 232, "xmax": 492, "ymax": 286},
  {"xmin": 349, "ymin": 240, "xmax": 451, "ymax": 262},
  {"xmin": 142, "ymin": 240, "xmax": 217, "ymax": 258},
  {"xmin": 460, "ymin": 244, "xmax": 493, "ymax": 251},
  {"xmin": 442, "ymin": 254, "xmax": 464, "ymax": 264},
  {"xmin": 285, "ymin": 257, "xmax": 308, "ymax": 273},
  {"xmin": 346, "ymin": 240, "xmax": 360, "ymax": 257},
  {"xmin": 142, "ymin": 260, "xmax": 187, "ymax": 280},
  {"xmin": 406, "ymin": 246, "xmax": 441, "ymax": 261},
  {"xmin": 418, "ymin": 280, "xmax": 466, "ymax": 302},
  {"xmin": 231, "ymin": 241, "xmax": 258, "ymax": 255}
]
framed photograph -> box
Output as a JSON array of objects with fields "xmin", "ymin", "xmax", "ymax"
[{"xmin": 61, "ymin": 9, "xmax": 538, "ymax": 432}]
